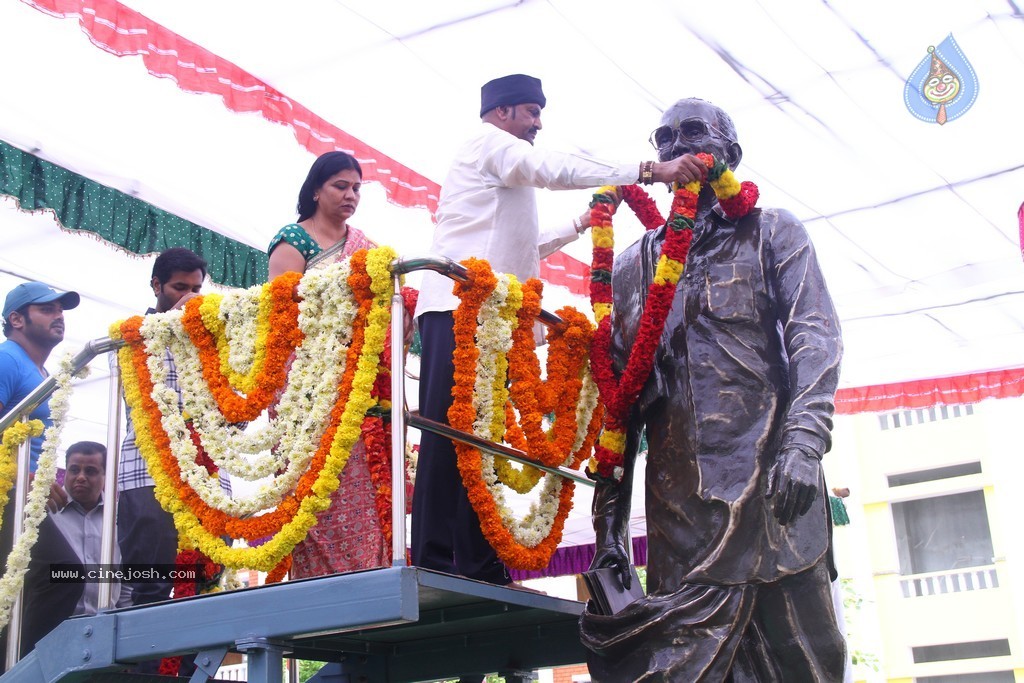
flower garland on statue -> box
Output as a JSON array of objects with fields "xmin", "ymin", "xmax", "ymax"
[
  {"xmin": 587, "ymin": 153, "xmax": 758, "ymax": 482},
  {"xmin": 113, "ymin": 247, "xmax": 396, "ymax": 571},
  {"xmin": 448, "ymin": 259, "xmax": 602, "ymax": 570},
  {"xmin": 0, "ymin": 353, "xmax": 85, "ymax": 628}
]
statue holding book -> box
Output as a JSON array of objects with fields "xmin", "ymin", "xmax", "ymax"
[{"xmin": 579, "ymin": 98, "xmax": 847, "ymax": 682}]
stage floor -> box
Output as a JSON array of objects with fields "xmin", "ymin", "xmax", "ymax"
[{"xmin": 4, "ymin": 567, "xmax": 588, "ymax": 683}]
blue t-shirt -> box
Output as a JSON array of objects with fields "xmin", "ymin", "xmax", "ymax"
[{"xmin": 0, "ymin": 340, "xmax": 51, "ymax": 471}]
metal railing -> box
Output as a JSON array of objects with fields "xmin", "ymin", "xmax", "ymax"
[
  {"xmin": 386, "ymin": 256, "xmax": 594, "ymax": 566},
  {"xmin": 0, "ymin": 255, "xmax": 593, "ymax": 668},
  {"xmin": 1, "ymin": 337, "xmax": 123, "ymax": 669}
]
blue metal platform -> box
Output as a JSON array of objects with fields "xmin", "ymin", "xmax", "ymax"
[{"xmin": 2, "ymin": 567, "xmax": 587, "ymax": 683}]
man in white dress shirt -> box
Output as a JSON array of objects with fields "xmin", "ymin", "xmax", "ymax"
[{"xmin": 411, "ymin": 73, "xmax": 706, "ymax": 588}]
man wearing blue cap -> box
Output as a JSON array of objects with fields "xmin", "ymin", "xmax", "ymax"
[
  {"xmin": 0, "ymin": 280, "xmax": 79, "ymax": 669},
  {"xmin": 0, "ymin": 281, "xmax": 80, "ymax": 470},
  {"xmin": 412, "ymin": 74, "xmax": 709, "ymax": 596}
]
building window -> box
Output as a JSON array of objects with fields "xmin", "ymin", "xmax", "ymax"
[
  {"xmin": 916, "ymin": 673, "xmax": 1015, "ymax": 683},
  {"xmin": 879, "ymin": 403, "xmax": 974, "ymax": 430},
  {"xmin": 888, "ymin": 462, "xmax": 982, "ymax": 487},
  {"xmin": 912, "ymin": 639, "xmax": 1011, "ymax": 663},
  {"xmin": 893, "ymin": 490, "xmax": 995, "ymax": 575}
]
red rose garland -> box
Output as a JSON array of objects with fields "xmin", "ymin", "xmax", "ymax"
[
  {"xmin": 159, "ymin": 548, "xmax": 223, "ymax": 675},
  {"xmin": 361, "ymin": 286, "xmax": 418, "ymax": 555},
  {"xmin": 587, "ymin": 154, "xmax": 758, "ymax": 481}
]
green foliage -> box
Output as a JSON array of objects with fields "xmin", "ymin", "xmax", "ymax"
[
  {"xmin": 282, "ymin": 659, "xmax": 325, "ymax": 683},
  {"xmin": 839, "ymin": 578, "xmax": 880, "ymax": 673}
]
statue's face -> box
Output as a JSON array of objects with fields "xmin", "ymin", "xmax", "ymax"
[{"xmin": 654, "ymin": 100, "xmax": 737, "ymax": 167}]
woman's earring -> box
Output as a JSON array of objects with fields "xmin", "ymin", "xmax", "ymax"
[{"xmin": 313, "ymin": 194, "xmax": 319, "ymax": 202}]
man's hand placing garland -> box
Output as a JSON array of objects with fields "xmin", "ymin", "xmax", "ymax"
[
  {"xmin": 652, "ymin": 153, "xmax": 707, "ymax": 186},
  {"xmin": 765, "ymin": 448, "xmax": 820, "ymax": 526}
]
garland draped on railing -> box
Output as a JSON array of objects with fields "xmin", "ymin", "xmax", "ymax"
[
  {"xmin": 448, "ymin": 259, "xmax": 602, "ymax": 570},
  {"xmin": 111, "ymin": 248, "xmax": 397, "ymax": 572},
  {"xmin": 0, "ymin": 353, "xmax": 85, "ymax": 629},
  {"xmin": 115, "ymin": 246, "xmax": 598, "ymax": 573},
  {"xmin": 0, "ymin": 248, "xmax": 609, "ymax": 588}
]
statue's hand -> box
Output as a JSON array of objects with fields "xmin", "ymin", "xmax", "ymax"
[
  {"xmin": 590, "ymin": 541, "xmax": 632, "ymax": 590},
  {"xmin": 765, "ymin": 448, "xmax": 820, "ymax": 526}
]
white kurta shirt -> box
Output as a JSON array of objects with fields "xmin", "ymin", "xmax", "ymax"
[{"xmin": 415, "ymin": 122, "xmax": 638, "ymax": 316}]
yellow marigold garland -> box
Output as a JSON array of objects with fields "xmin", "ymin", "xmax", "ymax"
[{"xmin": 0, "ymin": 421, "xmax": 44, "ymax": 530}]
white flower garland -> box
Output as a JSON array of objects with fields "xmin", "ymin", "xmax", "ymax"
[
  {"xmin": 473, "ymin": 275, "xmax": 513, "ymax": 439},
  {"xmin": 218, "ymin": 286, "xmax": 263, "ymax": 377},
  {"xmin": 173, "ymin": 262, "xmax": 356, "ymax": 474},
  {"xmin": 572, "ymin": 371, "xmax": 601, "ymax": 454},
  {"xmin": 139, "ymin": 262, "xmax": 359, "ymax": 517},
  {"xmin": 470, "ymin": 274, "xmax": 567, "ymax": 549},
  {"xmin": 0, "ymin": 352, "xmax": 84, "ymax": 629}
]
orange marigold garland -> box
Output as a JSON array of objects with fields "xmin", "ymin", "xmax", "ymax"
[
  {"xmin": 116, "ymin": 252, "xmax": 383, "ymax": 548},
  {"xmin": 588, "ymin": 154, "xmax": 758, "ymax": 482},
  {"xmin": 265, "ymin": 554, "xmax": 292, "ymax": 584},
  {"xmin": 180, "ymin": 271, "xmax": 303, "ymax": 422},
  {"xmin": 121, "ymin": 317, "xmax": 318, "ymax": 540},
  {"xmin": 448, "ymin": 259, "xmax": 602, "ymax": 570},
  {"xmin": 504, "ymin": 280, "xmax": 596, "ymax": 468}
]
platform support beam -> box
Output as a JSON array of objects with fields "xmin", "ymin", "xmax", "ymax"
[{"xmin": 237, "ymin": 639, "xmax": 287, "ymax": 683}]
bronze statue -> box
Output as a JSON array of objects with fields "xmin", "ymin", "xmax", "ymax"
[{"xmin": 580, "ymin": 98, "xmax": 846, "ymax": 681}]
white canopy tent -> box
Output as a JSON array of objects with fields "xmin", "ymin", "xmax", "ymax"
[{"xmin": 0, "ymin": 0, "xmax": 1021, "ymax": 553}]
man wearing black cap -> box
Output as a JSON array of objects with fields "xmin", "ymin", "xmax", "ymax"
[
  {"xmin": 412, "ymin": 74, "xmax": 707, "ymax": 591},
  {"xmin": 0, "ymin": 280, "xmax": 79, "ymax": 669}
]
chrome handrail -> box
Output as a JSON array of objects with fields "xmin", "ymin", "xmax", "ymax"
[
  {"xmin": 1, "ymin": 257, "xmax": 594, "ymax": 666},
  {"xmin": 3, "ymin": 336, "xmax": 122, "ymax": 670}
]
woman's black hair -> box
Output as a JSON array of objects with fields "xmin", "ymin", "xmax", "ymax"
[{"xmin": 296, "ymin": 152, "xmax": 363, "ymax": 221}]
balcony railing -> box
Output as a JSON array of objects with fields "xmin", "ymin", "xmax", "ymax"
[{"xmin": 899, "ymin": 565, "xmax": 999, "ymax": 598}]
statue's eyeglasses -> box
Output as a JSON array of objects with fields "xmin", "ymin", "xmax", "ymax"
[{"xmin": 649, "ymin": 118, "xmax": 729, "ymax": 150}]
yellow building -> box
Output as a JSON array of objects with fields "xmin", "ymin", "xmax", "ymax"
[{"xmin": 826, "ymin": 396, "xmax": 1024, "ymax": 683}]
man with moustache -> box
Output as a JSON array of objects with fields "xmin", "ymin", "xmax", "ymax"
[
  {"xmin": 580, "ymin": 99, "xmax": 846, "ymax": 681},
  {"xmin": 21, "ymin": 442, "xmax": 131, "ymax": 655},
  {"xmin": 0, "ymin": 281, "xmax": 80, "ymax": 472},
  {"xmin": 412, "ymin": 74, "xmax": 708, "ymax": 594},
  {"xmin": 0, "ymin": 280, "xmax": 80, "ymax": 667}
]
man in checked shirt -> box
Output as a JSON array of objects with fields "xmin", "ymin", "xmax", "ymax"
[{"xmin": 114, "ymin": 248, "xmax": 232, "ymax": 621}]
